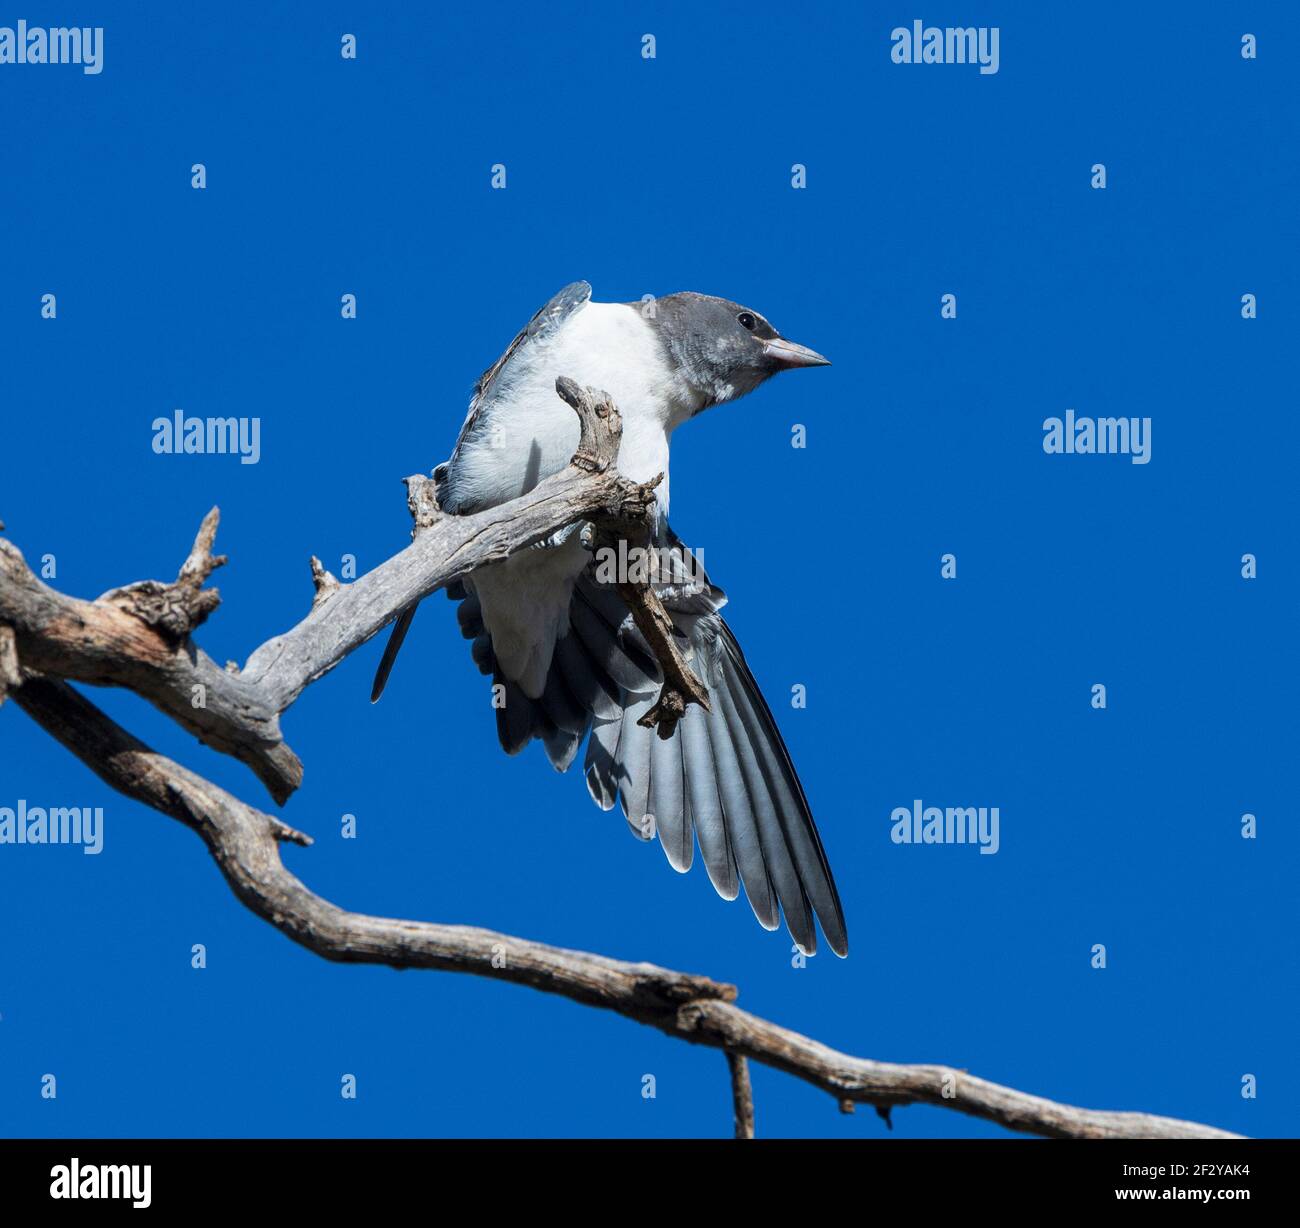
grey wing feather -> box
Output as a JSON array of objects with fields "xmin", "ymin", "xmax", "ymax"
[
  {"xmin": 678, "ymin": 703, "xmax": 738, "ymax": 900},
  {"xmin": 585, "ymin": 716, "xmax": 623, "ymax": 811},
  {"xmin": 700, "ymin": 656, "xmax": 780, "ymax": 932},
  {"xmin": 718, "ymin": 629, "xmax": 845, "ymax": 953},
  {"xmin": 616, "ymin": 693, "xmax": 656, "ymax": 841},
  {"xmin": 711, "ymin": 641, "xmax": 817, "ymax": 952},
  {"xmin": 445, "ymin": 523, "xmax": 847, "ymax": 956},
  {"xmin": 651, "ymin": 724, "xmax": 690, "ymax": 871}
]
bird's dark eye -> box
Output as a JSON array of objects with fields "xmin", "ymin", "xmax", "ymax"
[{"xmin": 737, "ymin": 312, "xmax": 756, "ymax": 330}]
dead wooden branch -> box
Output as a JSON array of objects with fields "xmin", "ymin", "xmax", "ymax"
[
  {"xmin": 0, "ymin": 624, "xmax": 20, "ymax": 706},
  {"xmin": 727, "ymin": 1052, "xmax": 756, "ymax": 1140},
  {"xmin": 6, "ymin": 674, "xmax": 1244, "ymax": 1139},
  {"xmin": 309, "ymin": 557, "xmax": 341, "ymax": 609},
  {"xmin": 0, "ymin": 380, "xmax": 1243, "ymax": 1140},
  {"xmin": 0, "ymin": 380, "xmax": 663, "ymax": 804}
]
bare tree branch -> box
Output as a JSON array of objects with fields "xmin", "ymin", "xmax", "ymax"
[
  {"xmin": 0, "ymin": 379, "xmax": 1244, "ymax": 1141},
  {"xmin": 0, "ymin": 381, "xmax": 666, "ymax": 804},
  {"xmin": 7, "ymin": 674, "xmax": 1243, "ymax": 1139},
  {"xmin": 13, "ymin": 674, "xmax": 732, "ymax": 1017},
  {"xmin": 727, "ymin": 1052, "xmax": 756, "ymax": 1140},
  {"xmin": 308, "ymin": 556, "xmax": 341, "ymax": 610},
  {"xmin": 0, "ymin": 624, "xmax": 20, "ymax": 706}
]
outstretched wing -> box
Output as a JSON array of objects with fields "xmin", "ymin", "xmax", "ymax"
[{"xmin": 447, "ymin": 526, "xmax": 849, "ymax": 957}]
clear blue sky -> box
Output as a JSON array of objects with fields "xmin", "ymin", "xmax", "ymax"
[{"xmin": 0, "ymin": 2, "xmax": 1294, "ymax": 1138}]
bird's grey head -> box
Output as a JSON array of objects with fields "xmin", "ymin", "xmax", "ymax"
[{"xmin": 642, "ymin": 292, "xmax": 830, "ymax": 410}]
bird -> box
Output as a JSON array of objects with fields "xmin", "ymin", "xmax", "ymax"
[{"xmin": 372, "ymin": 282, "xmax": 847, "ymax": 956}]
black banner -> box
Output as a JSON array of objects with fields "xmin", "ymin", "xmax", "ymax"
[{"xmin": 2, "ymin": 1137, "xmax": 1283, "ymax": 1213}]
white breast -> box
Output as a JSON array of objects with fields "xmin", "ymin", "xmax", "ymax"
[{"xmin": 449, "ymin": 302, "xmax": 702, "ymax": 515}]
